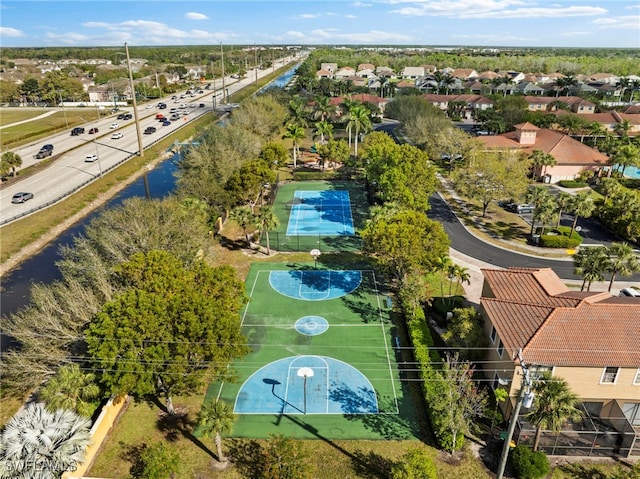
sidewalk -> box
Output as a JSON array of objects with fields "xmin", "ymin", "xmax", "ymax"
[{"xmin": 0, "ymin": 109, "xmax": 58, "ymax": 130}]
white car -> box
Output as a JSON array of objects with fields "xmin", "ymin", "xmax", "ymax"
[
  {"xmin": 111, "ymin": 132, "xmax": 124, "ymax": 139},
  {"xmin": 109, "ymin": 123, "xmax": 119, "ymax": 129},
  {"xmin": 85, "ymin": 154, "xmax": 98, "ymax": 162}
]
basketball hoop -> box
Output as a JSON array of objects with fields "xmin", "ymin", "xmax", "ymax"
[{"xmin": 310, "ymin": 248, "xmax": 321, "ymax": 269}]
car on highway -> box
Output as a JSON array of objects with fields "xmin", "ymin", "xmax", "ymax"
[
  {"xmin": 71, "ymin": 127, "xmax": 85, "ymax": 136},
  {"xmin": 199, "ymin": 103, "xmax": 206, "ymax": 108},
  {"xmin": 111, "ymin": 132, "xmax": 124, "ymax": 139},
  {"xmin": 110, "ymin": 123, "xmax": 119, "ymax": 129},
  {"xmin": 34, "ymin": 144, "xmax": 54, "ymax": 159},
  {"xmin": 123, "ymin": 113, "xmax": 133, "ymax": 120},
  {"xmin": 162, "ymin": 120, "xmax": 171, "ymax": 126},
  {"xmin": 85, "ymin": 154, "xmax": 98, "ymax": 162},
  {"xmin": 88, "ymin": 127, "xmax": 99, "ymax": 134},
  {"xmin": 144, "ymin": 126, "xmax": 157, "ymax": 134},
  {"xmin": 11, "ymin": 192, "xmax": 34, "ymax": 204},
  {"xmin": 116, "ymin": 113, "xmax": 126, "ymax": 119}
]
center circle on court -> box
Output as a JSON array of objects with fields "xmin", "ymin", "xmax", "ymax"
[{"xmin": 295, "ymin": 316, "xmax": 329, "ymax": 336}]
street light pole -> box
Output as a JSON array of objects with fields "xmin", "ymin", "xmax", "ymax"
[
  {"xmin": 220, "ymin": 42, "xmax": 226, "ymax": 104},
  {"xmin": 124, "ymin": 42, "xmax": 144, "ymax": 159}
]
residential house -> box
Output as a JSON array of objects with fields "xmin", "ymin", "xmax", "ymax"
[
  {"xmin": 450, "ymin": 68, "xmax": 479, "ymax": 81},
  {"xmin": 320, "ymin": 62, "xmax": 338, "ymax": 73},
  {"xmin": 589, "ymin": 73, "xmax": 620, "ymax": 85},
  {"xmin": 480, "ymin": 267, "xmax": 640, "ymax": 458},
  {"xmin": 400, "ymin": 66, "xmax": 425, "ymax": 79},
  {"xmin": 328, "ymin": 93, "xmax": 390, "ymax": 116},
  {"xmin": 478, "ymin": 122, "xmax": 609, "ymax": 182},
  {"xmin": 523, "ymin": 96, "xmax": 557, "ymax": 112},
  {"xmin": 315, "ymin": 68, "xmax": 334, "ymax": 80},
  {"xmin": 515, "ymin": 82, "xmax": 546, "ymax": 96},
  {"xmin": 497, "ymin": 70, "xmax": 526, "ymax": 83},
  {"xmin": 422, "ymin": 93, "xmax": 493, "ymax": 118},
  {"xmin": 356, "ymin": 68, "xmax": 376, "ymax": 79},
  {"xmin": 564, "ymin": 111, "xmax": 640, "ymax": 136},
  {"xmin": 477, "ymin": 71, "xmax": 501, "ymax": 82},
  {"xmin": 334, "ymin": 67, "xmax": 356, "ymax": 80},
  {"xmin": 422, "ymin": 64, "xmax": 437, "ymax": 74},
  {"xmin": 375, "ymin": 66, "xmax": 395, "ymax": 78},
  {"xmin": 357, "ymin": 63, "xmax": 375, "ymax": 72}
]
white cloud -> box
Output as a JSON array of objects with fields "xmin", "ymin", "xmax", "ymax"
[
  {"xmin": 306, "ymin": 28, "xmax": 413, "ymax": 43},
  {"xmin": 298, "ymin": 13, "xmax": 320, "ymax": 19},
  {"xmin": 184, "ymin": 12, "xmax": 209, "ymax": 20},
  {"xmin": 0, "ymin": 26, "xmax": 24, "ymax": 37},
  {"xmin": 593, "ymin": 14, "xmax": 640, "ymax": 30},
  {"xmin": 346, "ymin": 14, "xmax": 358, "ymax": 18},
  {"xmin": 390, "ymin": 1, "xmax": 607, "ymax": 19},
  {"xmin": 286, "ymin": 30, "xmax": 306, "ymax": 39},
  {"xmin": 352, "ymin": 1, "xmax": 373, "ymax": 6}
]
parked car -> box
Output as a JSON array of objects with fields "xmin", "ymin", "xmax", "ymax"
[
  {"xmin": 144, "ymin": 126, "xmax": 156, "ymax": 134},
  {"xmin": 11, "ymin": 192, "xmax": 34, "ymax": 203},
  {"xmin": 85, "ymin": 154, "xmax": 98, "ymax": 162},
  {"xmin": 71, "ymin": 127, "xmax": 85, "ymax": 136},
  {"xmin": 619, "ymin": 288, "xmax": 640, "ymax": 297},
  {"xmin": 109, "ymin": 123, "xmax": 119, "ymax": 129},
  {"xmin": 88, "ymin": 127, "xmax": 99, "ymax": 134},
  {"xmin": 508, "ymin": 203, "xmax": 534, "ymax": 214},
  {"xmin": 111, "ymin": 132, "xmax": 124, "ymax": 139}
]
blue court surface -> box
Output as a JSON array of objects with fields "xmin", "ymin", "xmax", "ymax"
[
  {"xmin": 268, "ymin": 270, "xmax": 362, "ymax": 301},
  {"xmin": 234, "ymin": 355, "xmax": 379, "ymax": 415},
  {"xmin": 286, "ymin": 190, "xmax": 355, "ymax": 236}
]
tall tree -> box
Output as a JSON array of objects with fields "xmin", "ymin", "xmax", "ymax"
[
  {"xmin": 259, "ymin": 434, "xmax": 311, "ymax": 479},
  {"xmin": 86, "ymin": 251, "xmax": 249, "ymax": 415},
  {"xmin": 604, "ymin": 242, "xmax": 640, "ymax": 292},
  {"xmin": 0, "ymin": 403, "xmax": 92, "ymax": 478},
  {"xmin": 346, "ymin": 104, "xmax": 372, "ymax": 157},
  {"xmin": 196, "ymin": 399, "xmax": 236, "ymax": 463},
  {"xmin": 453, "ymin": 151, "xmax": 529, "ymax": 217},
  {"xmin": 427, "ymin": 353, "xmax": 487, "ymax": 454},
  {"xmin": 230, "ymin": 205, "xmax": 255, "ymax": 246},
  {"xmin": 554, "ymin": 192, "xmax": 573, "ymax": 228},
  {"xmin": 528, "ymin": 150, "xmax": 556, "ymax": 181},
  {"xmin": 568, "ymin": 190, "xmax": 595, "ymax": 238},
  {"xmin": 391, "ymin": 447, "xmax": 437, "ymax": 479},
  {"xmin": 526, "ymin": 372, "xmax": 583, "ymax": 451},
  {"xmin": 38, "ymin": 363, "xmax": 101, "ymax": 417},
  {"xmin": 282, "ymin": 122, "xmax": 306, "ymax": 170},
  {"xmin": 254, "ymin": 206, "xmax": 279, "ymax": 255},
  {"xmin": 313, "ymin": 120, "xmax": 333, "ymax": 144},
  {"xmin": 1, "ymin": 151, "xmax": 22, "ymax": 177},
  {"xmin": 573, "ymin": 246, "xmax": 609, "ymax": 291}
]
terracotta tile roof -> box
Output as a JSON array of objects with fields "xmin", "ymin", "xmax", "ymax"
[
  {"xmin": 481, "ymin": 268, "xmax": 640, "ymax": 368},
  {"xmin": 478, "ymin": 128, "xmax": 609, "ymax": 166}
]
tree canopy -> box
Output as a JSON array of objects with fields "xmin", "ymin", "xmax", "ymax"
[{"xmin": 86, "ymin": 250, "xmax": 249, "ymax": 413}]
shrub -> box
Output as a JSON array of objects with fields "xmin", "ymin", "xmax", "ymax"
[
  {"xmin": 510, "ymin": 445, "xmax": 550, "ymax": 479},
  {"xmin": 391, "ymin": 447, "xmax": 437, "ymax": 479},
  {"xmin": 292, "ymin": 170, "xmax": 336, "ymax": 181},
  {"xmin": 558, "ymin": 180, "xmax": 588, "ymax": 188},
  {"xmin": 539, "ymin": 226, "xmax": 582, "ymax": 248}
]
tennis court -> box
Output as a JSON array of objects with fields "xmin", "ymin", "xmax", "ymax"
[
  {"xmin": 206, "ymin": 263, "xmax": 420, "ymax": 440},
  {"xmin": 266, "ymin": 181, "xmax": 368, "ymax": 252}
]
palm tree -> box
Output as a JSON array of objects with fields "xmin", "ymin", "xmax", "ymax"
[
  {"xmin": 286, "ymin": 98, "xmax": 308, "ymax": 127},
  {"xmin": 347, "ymin": 104, "xmax": 372, "ymax": 157},
  {"xmin": 526, "ymin": 186, "xmax": 553, "ymax": 235},
  {"xmin": 611, "ymin": 143, "xmax": 639, "ymax": 176},
  {"xmin": 255, "ymin": 206, "xmax": 279, "ymax": 255},
  {"xmin": 449, "ymin": 264, "xmax": 470, "ymax": 305},
  {"xmin": 529, "ymin": 150, "xmax": 556, "ymax": 181},
  {"xmin": 1, "ymin": 151, "xmax": 22, "ymax": 177},
  {"xmin": 282, "ymin": 123, "xmax": 306, "ymax": 170},
  {"xmin": 536, "ymin": 197, "xmax": 557, "ymax": 236},
  {"xmin": 573, "ymin": 246, "xmax": 609, "ymax": 291},
  {"xmin": 0, "ymin": 402, "xmax": 92, "ymax": 478},
  {"xmin": 196, "ymin": 399, "xmax": 236, "ymax": 463},
  {"xmin": 526, "ymin": 372, "xmax": 583, "ymax": 451},
  {"xmin": 311, "ymin": 95, "xmax": 334, "ymax": 122},
  {"xmin": 229, "ymin": 205, "xmax": 254, "ymax": 246},
  {"xmin": 604, "ymin": 242, "xmax": 640, "ymax": 292},
  {"xmin": 434, "ymin": 255, "xmax": 453, "ymax": 299},
  {"xmin": 554, "ymin": 192, "xmax": 572, "ymax": 228},
  {"xmin": 313, "ymin": 120, "xmax": 333, "ymax": 144},
  {"xmin": 39, "ymin": 363, "xmax": 101, "ymax": 417},
  {"xmin": 568, "ymin": 191, "xmax": 595, "ymax": 238}
]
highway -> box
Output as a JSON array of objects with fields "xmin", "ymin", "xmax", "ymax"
[{"xmin": 1, "ymin": 54, "xmax": 303, "ymax": 225}]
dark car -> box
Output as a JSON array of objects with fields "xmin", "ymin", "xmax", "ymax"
[
  {"xmin": 144, "ymin": 126, "xmax": 157, "ymax": 134},
  {"xmin": 11, "ymin": 192, "xmax": 34, "ymax": 204},
  {"xmin": 88, "ymin": 127, "xmax": 99, "ymax": 134},
  {"xmin": 117, "ymin": 113, "xmax": 125, "ymax": 119},
  {"xmin": 199, "ymin": 103, "xmax": 205, "ymax": 108},
  {"xmin": 71, "ymin": 127, "xmax": 85, "ymax": 136},
  {"xmin": 162, "ymin": 120, "xmax": 171, "ymax": 126},
  {"xmin": 157, "ymin": 102, "xmax": 167, "ymax": 109},
  {"xmin": 123, "ymin": 113, "xmax": 133, "ymax": 120}
]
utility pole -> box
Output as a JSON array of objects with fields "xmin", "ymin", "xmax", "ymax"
[
  {"xmin": 125, "ymin": 42, "xmax": 144, "ymax": 159},
  {"xmin": 220, "ymin": 42, "xmax": 226, "ymax": 104},
  {"xmin": 496, "ymin": 349, "xmax": 534, "ymax": 479},
  {"xmin": 254, "ymin": 43, "xmax": 258, "ymax": 86}
]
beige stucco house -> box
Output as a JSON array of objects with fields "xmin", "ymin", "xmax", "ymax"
[{"xmin": 480, "ymin": 267, "xmax": 640, "ymax": 457}]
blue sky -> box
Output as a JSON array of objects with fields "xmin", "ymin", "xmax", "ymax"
[{"xmin": 1, "ymin": 1, "xmax": 639, "ymax": 48}]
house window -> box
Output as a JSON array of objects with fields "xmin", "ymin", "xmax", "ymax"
[
  {"xmin": 600, "ymin": 367, "xmax": 619, "ymax": 384},
  {"xmin": 622, "ymin": 403, "xmax": 640, "ymax": 426},
  {"xmin": 497, "ymin": 339, "xmax": 504, "ymax": 358},
  {"xmin": 490, "ymin": 326, "xmax": 497, "ymax": 343},
  {"xmin": 634, "ymin": 368, "xmax": 640, "ymax": 385}
]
